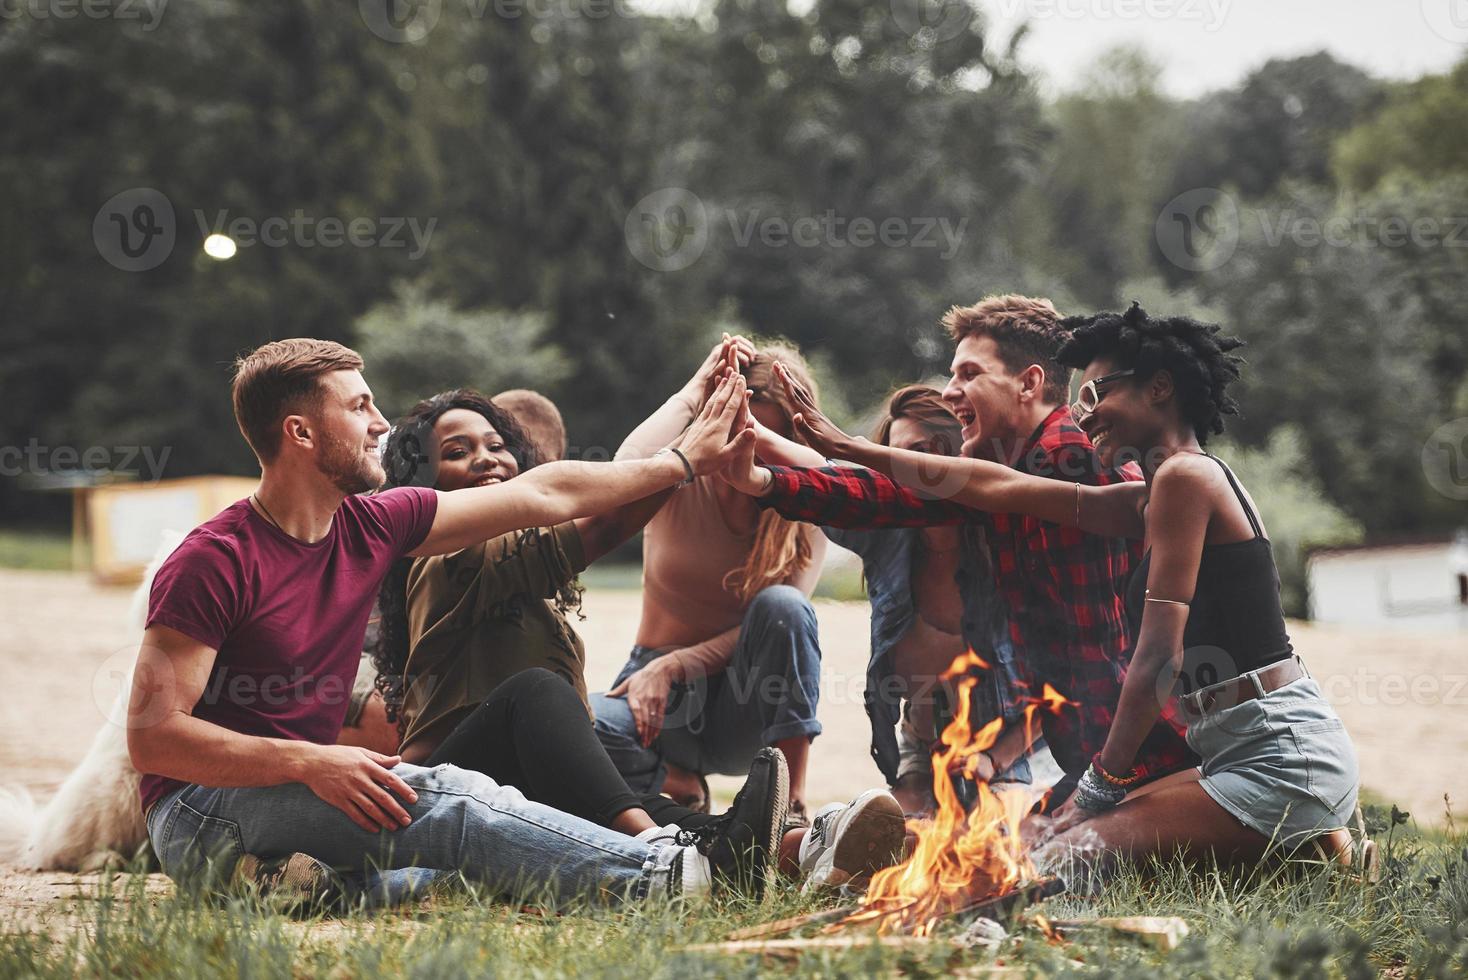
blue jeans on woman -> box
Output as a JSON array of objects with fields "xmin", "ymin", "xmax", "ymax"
[
  {"xmin": 592, "ymin": 584, "xmax": 823, "ymax": 794},
  {"xmin": 145, "ymin": 761, "xmax": 687, "ymax": 908}
]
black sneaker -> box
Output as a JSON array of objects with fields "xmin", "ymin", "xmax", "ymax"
[
  {"xmin": 670, "ymin": 747, "xmax": 788, "ymax": 900},
  {"xmin": 233, "ymin": 852, "xmax": 344, "ymax": 914}
]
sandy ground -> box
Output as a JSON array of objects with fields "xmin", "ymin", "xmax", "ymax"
[{"xmin": 0, "ymin": 568, "xmax": 1463, "ymax": 924}]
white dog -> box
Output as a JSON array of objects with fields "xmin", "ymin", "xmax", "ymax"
[{"xmin": 0, "ymin": 531, "xmax": 183, "ymax": 871}]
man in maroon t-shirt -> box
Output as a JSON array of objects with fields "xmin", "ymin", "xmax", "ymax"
[{"xmin": 129, "ymin": 338, "xmax": 774, "ymax": 906}]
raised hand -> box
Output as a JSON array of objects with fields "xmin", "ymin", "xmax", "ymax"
[
  {"xmin": 677, "ymin": 372, "xmax": 757, "ymax": 476},
  {"xmin": 727, "ymin": 342, "xmax": 756, "ymax": 435},
  {"xmin": 689, "ymin": 333, "xmax": 756, "ymax": 409},
  {"xmin": 717, "ymin": 392, "xmax": 773, "ymax": 497},
  {"xmin": 775, "ymin": 361, "xmax": 856, "ymax": 459}
]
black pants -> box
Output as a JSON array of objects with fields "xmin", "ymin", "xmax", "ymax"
[{"xmin": 426, "ymin": 668, "xmax": 709, "ymax": 830}]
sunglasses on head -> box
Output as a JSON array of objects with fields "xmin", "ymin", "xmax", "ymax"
[{"xmin": 1070, "ymin": 368, "xmax": 1135, "ymax": 422}]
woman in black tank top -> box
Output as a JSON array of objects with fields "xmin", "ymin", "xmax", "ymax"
[
  {"xmin": 749, "ymin": 302, "xmax": 1363, "ymax": 876},
  {"xmin": 1122, "ymin": 452, "xmax": 1294, "ymax": 688}
]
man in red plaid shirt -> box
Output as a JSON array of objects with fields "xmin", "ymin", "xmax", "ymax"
[{"xmin": 726, "ymin": 296, "xmax": 1195, "ymax": 810}]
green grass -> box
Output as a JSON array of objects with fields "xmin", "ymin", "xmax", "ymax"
[
  {"xmin": 5, "ymin": 812, "xmax": 1465, "ymax": 978},
  {"xmin": 0, "ymin": 528, "xmax": 71, "ymax": 571},
  {"xmin": 812, "ymin": 563, "xmax": 867, "ymax": 603}
]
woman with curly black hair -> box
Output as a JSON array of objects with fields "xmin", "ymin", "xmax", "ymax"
[
  {"xmin": 364, "ymin": 348, "xmax": 908, "ymax": 892},
  {"xmin": 368, "ymin": 387, "xmax": 689, "ymax": 837},
  {"xmin": 372, "ymin": 389, "xmax": 590, "ymax": 742},
  {"xmin": 723, "ymin": 302, "xmax": 1364, "ymax": 871}
]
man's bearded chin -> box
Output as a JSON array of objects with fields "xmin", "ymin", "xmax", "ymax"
[{"xmin": 320, "ymin": 437, "xmax": 385, "ymax": 495}]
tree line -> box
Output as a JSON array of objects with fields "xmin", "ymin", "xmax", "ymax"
[{"xmin": 2, "ymin": 2, "xmax": 1464, "ymax": 611}]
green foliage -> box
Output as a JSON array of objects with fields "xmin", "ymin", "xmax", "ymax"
[
  {"xmin": 1333, "ymin": 58, "xmax": 1468, "ymax": 192},
  {"xmin": 1020, "ymin": 47, "xmax": 1189, "ymax": 307},
  {"xmin": 0, "ymin": 0, "xmax": 436, "ymax": 505},
  {"xmin": 356, "ymin": 283, "xmax": 572, "ymax": 418},
  {"xmin": 1184, "ymin": 177, "xmax": 1468, "ymax": 532},
  {"xmin": 1164, "ymin": 52, "xmax": 1384, "ymax": 202},
  {"xmin": 1211, "ymin": 428, "xmax": 1363, "ymax": 616},
  {"xmin": 0, "ymin": 530, "xmax": 72, "ymax": 571},
  {"xmin": 1, "ymin": 12, "xmax": 1463, "ymax": 553}
]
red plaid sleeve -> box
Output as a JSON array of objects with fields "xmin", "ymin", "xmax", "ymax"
[{"xmin": 761, "ymin": 465, "xmax": 972, "ymax": 530}]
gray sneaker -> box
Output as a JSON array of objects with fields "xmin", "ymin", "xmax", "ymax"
[{"xmin": 797, "ymin": 789, "xmax": 907, "ymax": 892}]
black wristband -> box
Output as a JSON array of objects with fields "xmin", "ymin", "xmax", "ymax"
[{"xmin": 665, "ymin": 447, "xmax": 695, "ymax": 487}]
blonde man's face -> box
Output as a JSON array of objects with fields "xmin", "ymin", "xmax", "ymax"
[{"xmin": 308, "ymin": 369, "xmax": 389, "ymax": 493}]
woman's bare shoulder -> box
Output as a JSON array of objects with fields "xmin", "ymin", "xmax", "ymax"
[{"xmin": 1151, "ymin": 451, "xmax": 1224, "ymax": 492}]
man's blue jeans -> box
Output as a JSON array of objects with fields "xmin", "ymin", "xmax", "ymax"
[
  {"xmin": 145, "ymin": 762, "xmax": 684, "ymax": 907},
  {"xmin": 592, "ymin": 584, "xmax": 823, "ymax": 794}
]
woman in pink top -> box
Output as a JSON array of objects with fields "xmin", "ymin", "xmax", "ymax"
[{"xmin": 594, "ymin": 338, "xmax": 827, "ymax": 820}]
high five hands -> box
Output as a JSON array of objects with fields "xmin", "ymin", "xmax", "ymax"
[
  {"xmin": 716, "ymin": 357, "xmax": 864, "ymax": 497},
  {"xmin": 675, "ymin": 367, "xmax": 757, "ymax": 477},
  {"xmin": 694, "ymin": 333, "xmax": 756, "ymax": 407},
  {"xmin": 773, "ymin": 361, "xmax": 858, "ymax": 459}
]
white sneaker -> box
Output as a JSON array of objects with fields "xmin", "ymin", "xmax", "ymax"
[
  {"xmin": 671, "ymin": 846, "xmax": 713, "ymax": 898},
  {"xmin": 797, "ymin": 788, "xmax": 907, "ymax": 892},
  {"xmin": 634, "ymin": 823, "xmax": 682, "ymax": 844},
  {"xmin": 640, "ymin": 827, "xmax": 714, "ymax": 900}
]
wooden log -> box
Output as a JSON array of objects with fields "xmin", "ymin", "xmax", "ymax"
[
  {"xmin": 727, "ymin": 876, "xmax": 1065, "ymax": 944},
  {"xmin": 1046, "ymin": 916, "xmax": 1191, "ymax": 951},
  {"xmin": 948, "ymin": 876, "xmax": 1066, "ymax": 925},
  {"xmin": 724, "ymin": 905, "xmax": 859, "ymax": 941},
  {"xmin": 689, "ymin": 936, "xmax": 936, "ymax": 956},
  {"xmin": 683, "ymin": 936, "xmax": 1026, "ymax": 973}
]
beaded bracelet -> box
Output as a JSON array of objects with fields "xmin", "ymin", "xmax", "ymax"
[{"xmin": 1091, "ymin": 753, "xmax": 1142, "ymax": 787}]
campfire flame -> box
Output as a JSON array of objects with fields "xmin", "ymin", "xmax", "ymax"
[{"xmin": 840, "ymin": 651, "xmax": 1074, "ymax": 936}]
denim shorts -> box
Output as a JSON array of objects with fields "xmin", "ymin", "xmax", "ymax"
[{"xmin": 1187, "ymin": 675, "xmax": 1359, "ymax": 848}]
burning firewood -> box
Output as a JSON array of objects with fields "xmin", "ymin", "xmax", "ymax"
[
  {"xmin": 724, "ymin": 876, "xmax": 1065, "ymax": 944},
  {"xmin": 832, "ymin": 652, "xmax": 1073, "ymax": 936},
  {"xmin": 728, "ymin": 656, "xmax": 1076, "ymax": 945}
]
